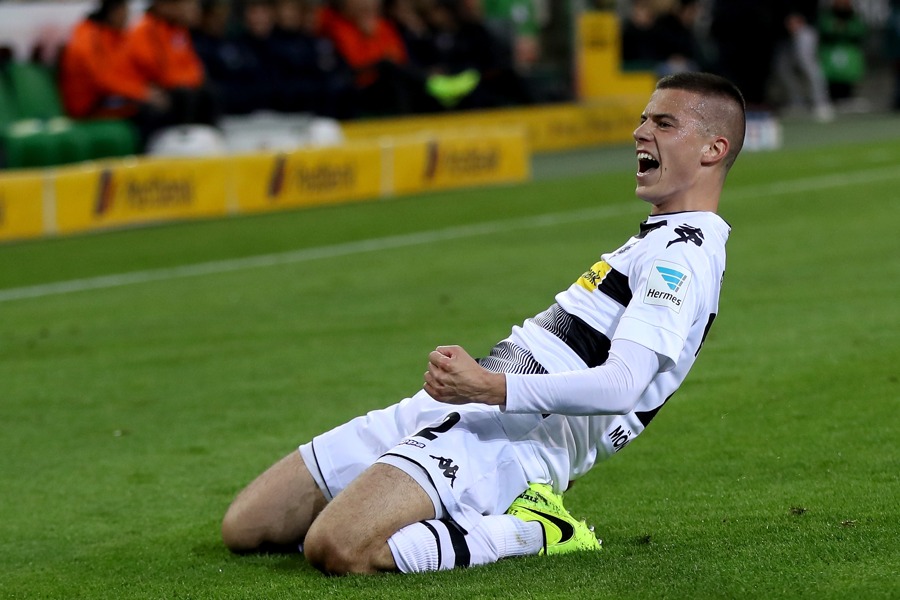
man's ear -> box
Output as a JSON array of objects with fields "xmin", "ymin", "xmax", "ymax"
[{"xmin": 700, "ymin": 137, "xmax": 729, "ymax": 166}]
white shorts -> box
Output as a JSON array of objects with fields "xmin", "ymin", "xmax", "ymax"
[{"xmin": 298, "ymin": 389, "xmax": 547, "ymax": 532}]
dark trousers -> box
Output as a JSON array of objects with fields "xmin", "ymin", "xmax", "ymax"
[{"xmin": 131, "ymin": 85, "xmax": 220, "ymax": 150}]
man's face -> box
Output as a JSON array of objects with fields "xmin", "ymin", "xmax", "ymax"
[
  {"xmin": 108, "ymin": 3, "xmax": 129, "ymax": 30},
  {"xmin": 158, "ymin": 0, "xmax": 200, "ymax": 26},
  {"xmin": 244, "ymin": 3, "xmax": 275, "ymax": 37},
  {"xmin": 633, "ymin": 88, "xmax": 712, "ymax": 209}
]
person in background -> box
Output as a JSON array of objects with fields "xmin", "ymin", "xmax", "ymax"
[
  {"xmin": 772, "ymin": 0, "xmax": 834, "ymax": 122},
  {"xmin": 192, "ymin": 0, "xmax": 257, "ymax": 115},
  {"xmin": 652, "ymin": 0, "xmax": 704, "ymax": 76},
  {"xmin": 231, "ymin": 0, "xmax": 281, "ymax": 113},
  {"xmin": 270, "ymin": 0, "xmax": 355, "ymax": 117},
  {"xmin": 116, "ymin": 0, "xmax": 219, "ymax": 145},
  {"xmin": 58, "ymin": 0, "xmax": 148, "ymax": 119},
  {"xmin": 384, "ymin": 0, "xmax": 438, "ymax": 70},
  {"xmin": 621, "ymin": 0, "xmax": 660, "ymax": 72},
  {"xmin": 818, "ymin": 0, "xmax": 868, "ymax": 112},
  {"xmin": 320, "ymin": 0, "xmax": 429, "ymax": 116},
  {"xmin": 420, "ymin": 0, "xmax": 533, "ymax": 109},
  {"xmin": 709, "ymin": 0, "xmax": 777, "ymax": 111},
  {"xmin": 888, "ymin": 0, "xmax": 900, "ymax": 111},
  {"xmin": 481, "ymin": 0, "xmax": 541, "ymax": 72}
]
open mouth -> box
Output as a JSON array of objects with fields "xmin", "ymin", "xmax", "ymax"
[{"xmin": 637, "ymin": 151, "xmax": 660, "ymax": 175}]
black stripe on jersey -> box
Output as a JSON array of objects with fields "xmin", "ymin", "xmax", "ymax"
[
  {"xmin": 420, "ymin": 521, "xmax": 442, "ymax": 568},
  {"xmin": 635, "ymin": 393, "xmax": 674, "ymax": 427},
  {"xmin": 477, "ymin": 340, "xmax": 548, "ymax": 375},
  {"xmin": 695, "ymin": 313, "xmax": 717, "ymax": 357},
  {"xmin": 637, "ymin": 219, "xmax": 667, "ymax": 238},
  {"xmin": 309, "ymin": 438, "xmax": 335, "ymax": 500},
  {"xmin": 444, "ymin": 520, "xmax": 471, "ymax": 568},
  {"xmin": 533, "ymin": 304, "xmax": 611, "ymax": 368},
  {"xmin": 597, "ymin": 267, "xmax": 632, "ymax": 307}
]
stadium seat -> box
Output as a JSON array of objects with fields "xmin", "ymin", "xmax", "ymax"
[
  {"xmin": 3, "ymin": 61, "xmax": 138, "ymax": 165},
  {"xmin": 0, "ymin": 70, "xmax": 63, "ymax": 169}
]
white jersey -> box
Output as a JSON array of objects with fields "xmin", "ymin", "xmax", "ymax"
[
  {"xmin": 302, "ymin": 210, "xmax": 731, "ymax": 528},
  {"xmin": 478, "ymin": 211, "xmax": 730, "ymax": 484}
]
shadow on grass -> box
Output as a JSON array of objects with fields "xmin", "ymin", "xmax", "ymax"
[{"xmin": 192, "ymin": 538, "xmax": 318, "ymax": 574}]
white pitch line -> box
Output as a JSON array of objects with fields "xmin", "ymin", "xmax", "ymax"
[
  {"xmin": 0, "ymin": 203, "xmax": 643, "ymax": 303},
  {"xmin": 1, "ymin": 165, "xmax": 897, "ymax": 304}
]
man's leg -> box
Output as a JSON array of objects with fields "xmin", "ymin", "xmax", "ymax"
[
  {"xmin": 302, "ymin": 461, "xmax": 545, "ymax": 575},
  {"xmin": 221, "ymin": 451, "xmax": 328, "ymax": 553},
  {"xmin": 794, "ymin": 25, "xmax": 833, "ymax": 118},
  {"xmin": 303, "ymin": 462, "xmax": 435, "ymax": 575}
]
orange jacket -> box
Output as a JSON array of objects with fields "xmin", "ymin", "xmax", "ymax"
[
  {"xmin": 58, "ymin": 18, "xmax": 147, "ymax": 117},
  {"xmin": 117, "ymin": 12, "xmax": 204, "ymax": 94},
  {"xmin": 320, "ymin": 8, "xmax": 407, "ymax": 87}
]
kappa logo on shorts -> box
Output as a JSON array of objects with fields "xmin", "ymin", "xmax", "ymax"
[
  {"xmin": 644, "ymin": 259, "xmax": 692, "ymax": 313},
  {"xmin": 430, "ymin": 455, "xmax": 459, "ymax": 487}
]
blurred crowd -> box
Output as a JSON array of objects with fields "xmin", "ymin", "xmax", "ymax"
[
  {"xmin": 49, "ymin": 0, "xmax": 900, "ymax": 149},
  {"xmin": 620, "ymin": 0, "xmax": 894, "ymax": 122},
  {"xmin": 56, "ymin": 0, "xmax": 543, "ymax": 149}
]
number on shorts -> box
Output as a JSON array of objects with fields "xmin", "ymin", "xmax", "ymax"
[{"xmin": 414, "ymin": 412, "xmax": 461, "ymax": 441}]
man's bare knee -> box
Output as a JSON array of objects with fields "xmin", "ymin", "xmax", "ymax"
[
  {"xmin": 302, "ymin": 463, "xmax": 435, "ymax": 574},
  {"xmin": 221, "ymin": 501, "xmax": 266, "ymax": 553},
  {"xmin": 304, "ymin": 522, "xmax": 371, "ymax": 575},
  {"xmin": 221, "ymin": 451, "xmax": 327, "ymax": 553}
]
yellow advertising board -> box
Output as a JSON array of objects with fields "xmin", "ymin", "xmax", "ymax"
[
  {"xmin": 53, "ymin": 157, "xmax": 230, "ymax": 235},
  {"xmin": 515, "ymin": 103, "xmax": 641, "ymax": 151},
  {"xmin": 233, "ymin": 142, "xmax": 383, "ymax": 214},
  {"xmin": 2, "ymin": 125, "xmax": 534, "ymax": 242},
  {"xmin": 391, "ymin": 128, "xmax": 529, "ymax": 195},
  {"xmin": 576, "ymin": 11, "xmax": 656, "ymax": 100},
  {"xmin": 0, "ymin": 170, "xmax": 44, "ymax": 242},
  {"xmin": 342, "ymin": 100, "xmax": 647, "ymax": 153}
]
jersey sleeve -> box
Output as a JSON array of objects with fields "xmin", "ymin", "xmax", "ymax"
[
  {"xmin": 503, "ymin": 338, "xmax": 661, "ymax": 415},
  {"xmin": 611, "ymin": 232, "xmax": 711, "ymax": 372}
]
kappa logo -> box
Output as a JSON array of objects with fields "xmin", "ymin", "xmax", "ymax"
[
  {"xmin": 666, "ymin": 224, "xmax": 704, "ymax": 248},
  {"xmin": 644, "ymin": 259, "xmax": 691, "ymax": 313},
  {"xmin": 430, "ymin": 455, "xmax": 459, "ymax": 487},
  {"xmin": 399, "ymin": 439, "xmax": 425, "ymax": 449}
]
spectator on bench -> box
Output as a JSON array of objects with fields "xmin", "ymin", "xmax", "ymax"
[
  {"xmin": 270, "ymin": 0, "xmax": 355, "ymax": 118},
  {"xmin": 59, "ymin": 0, "xmax": 146, "ymax": 119},
  {"xmin": 320, "ymin": 0, "xmax": 432, "ymax": 116},
  {"xmin": 116, "ymin": 0, "xmax": 219, "ymax": 146},
  {"xmin": 193, "ymin": 0, "xmax": 282, "ymax": 115},
  {"xmin": 420, "ymin": 0, "xmax": 534, "ymax": 110}
]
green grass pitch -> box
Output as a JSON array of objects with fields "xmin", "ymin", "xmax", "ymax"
[{"xmin": 1, "ymin": 125, "xmax": 899, "ymax": 599}]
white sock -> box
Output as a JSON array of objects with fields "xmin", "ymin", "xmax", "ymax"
[
  {"xmin": 387, "ymin": 516, "xmax": 544, "ymax": 573},
  {"xmin": 475, "ymin": 514, "xmax": 544, "ymax": 559},
  {"xmin": 388, "ymin": 520, "xmax": 458, "ymax": 572}
]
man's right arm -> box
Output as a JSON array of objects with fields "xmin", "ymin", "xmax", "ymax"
[{"xmin": 503, "ymin": 338, "xmax": 661, "ymax": 416}]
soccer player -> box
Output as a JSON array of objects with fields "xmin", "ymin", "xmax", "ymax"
[{"xmin": 221, "ymin": 71, "xmax": 746, "ymax": 574}]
